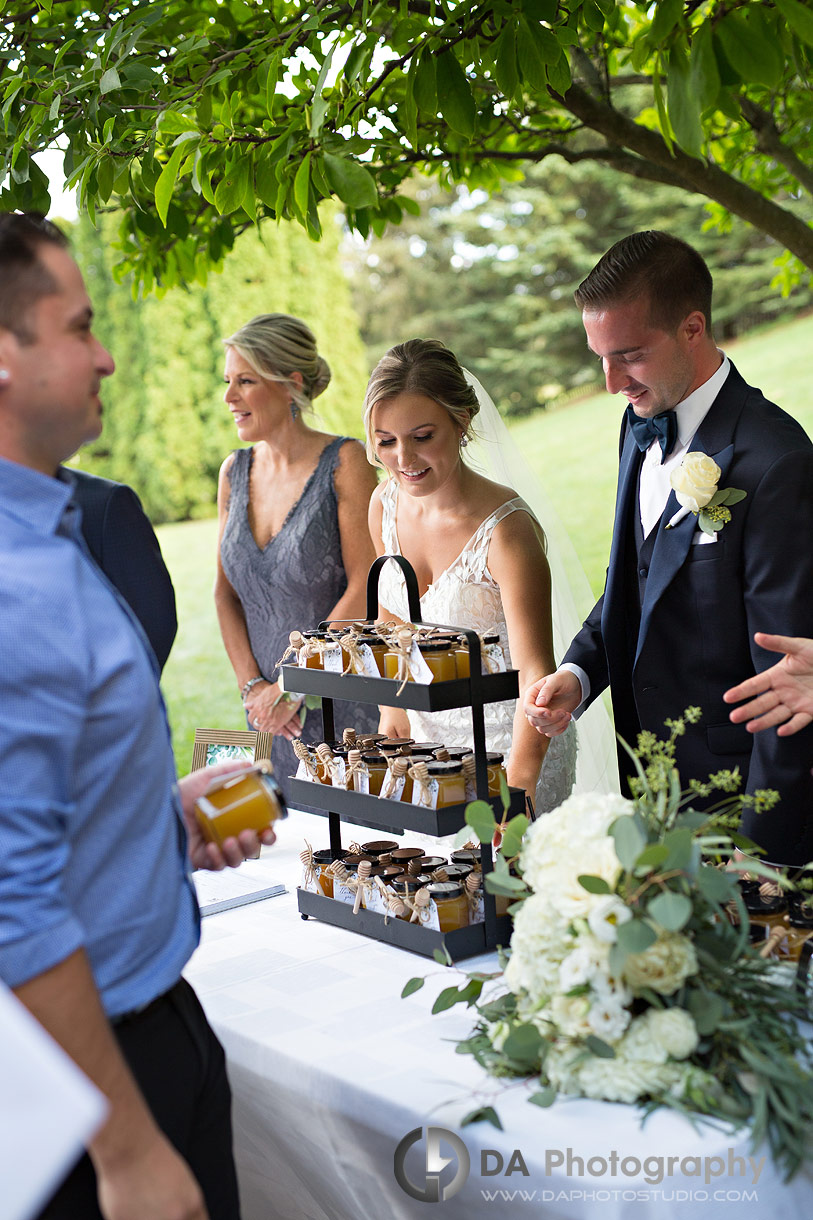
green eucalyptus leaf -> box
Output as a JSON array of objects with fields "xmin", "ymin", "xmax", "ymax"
[
  {"xmin": 634, "ymin": 843, "xmax": 670, "ymax": 871},
  {"xmin": 503, "ymin": 1023, "xmax": 543, "ymax": 1066},
  {"xmin": 499, "ymin": 813, "xmax": 528, "ymax": 859},
  {"xmin": 647, "ymin": 889, "xmax": 692, "ymax": 931},
  {"xmin": 723, "ymin": 488, "xmax": 747, "ymax": 505},
  {"xmin": 585, "ymin": 1034, "xmax": 615, "ymax": 1059},
  {"xmin": 577, "ymin": 874, "xmax": 612, "ymax": 895},
  {"xmin": 611, "ymin": 815, "xmax": 646, "ymax": 871},
  {"xmin": 461, "ymin": 1106, "xmax": 503, "ymax": 1130},
  {"xmin": 688, "ymin": 988, "xmax": 723, "ymax": 1035},
  {"xmin": 616, "ymin": 918, "xmax": 657, "ymax": 955},
  {"xmin": 465, "ymin": 800, "xmax": 497, "ymax": 845},
  {"xmin": 697, "ymin": 866, "xmax": 736, "ymax": 905},
  {"xmin": 401, "ymin": 976, "xmax": 424, "ymax": 998},
  {"xmin": 529, "ymin": 1086, "xmax": 556, "ymax": 1108}
]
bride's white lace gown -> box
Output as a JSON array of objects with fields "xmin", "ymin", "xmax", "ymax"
[{"xmin": 376, "ymin": 480, "xmax": 577, "ymax": 814}]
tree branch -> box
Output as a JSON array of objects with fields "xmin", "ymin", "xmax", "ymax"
[{"xmin": 738, "ymin": 97, "xmax": 813, "ymax": 199}]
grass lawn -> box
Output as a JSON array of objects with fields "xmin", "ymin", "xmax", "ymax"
[{"xmin": 158, "ymin": 311, "xmax": 813, "ymax": 771}]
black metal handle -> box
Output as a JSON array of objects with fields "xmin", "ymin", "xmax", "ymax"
[{"xmin": 366, "ymin": 554, "xmax": 423, "ymax": 623}]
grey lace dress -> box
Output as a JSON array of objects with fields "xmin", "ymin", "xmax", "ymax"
[{"xmin": 220, "ymin": 438, "xmax": 378, "ymax": 800}]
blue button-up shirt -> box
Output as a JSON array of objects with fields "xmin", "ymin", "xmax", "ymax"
[{"xmin": 0, "ymin": 456, "xmax": 199, "ymax": 1018}]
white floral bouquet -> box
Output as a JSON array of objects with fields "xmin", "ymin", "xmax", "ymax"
[{"xmin": 405, "ymin": 712, "xmax": 813, "ymax": 1179}]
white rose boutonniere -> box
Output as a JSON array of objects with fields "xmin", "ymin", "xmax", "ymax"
[{"xmin": 667, "ymin": 451, "xmax": 746, "ymax": 535}]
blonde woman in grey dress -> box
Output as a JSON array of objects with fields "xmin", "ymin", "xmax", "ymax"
[{"xmin": 216, "ymin": 314, "xmax": 378, "ymax": 796}]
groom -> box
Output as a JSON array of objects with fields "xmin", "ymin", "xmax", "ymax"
[{"xmin": 525, "ymin": 231, "xmax": 813, "ymax": 866}]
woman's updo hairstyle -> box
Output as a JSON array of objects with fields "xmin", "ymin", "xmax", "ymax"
[
  {"xmin": 362, "ymin": 338, "xmax": 479, "ymax": 462},
  {"xmin": 224, "ymin": 313, "xmax": 331, "ymax": 416}
]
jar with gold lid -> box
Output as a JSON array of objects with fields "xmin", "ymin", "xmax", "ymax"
[
  {"xmin": 425, "ymin": 881, "xmax": 470, "ymax": 932},
  {"xmin": 195, "ymin": 761, "xmax": 287, "ymax": 849}
]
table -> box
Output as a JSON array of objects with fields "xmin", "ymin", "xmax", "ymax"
[{"xmin": 185, "ymin": 810, "xmax": 813, "ymax": 1219}]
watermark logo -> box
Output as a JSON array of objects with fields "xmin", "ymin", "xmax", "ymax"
[{"xmin": 394, "ymin": 1126, "xmax": 471, "ymax": 1202}]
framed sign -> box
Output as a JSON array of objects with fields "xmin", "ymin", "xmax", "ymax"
[{"xmin": 190, "ymin": 728, "xmax": 272, "ymax": 772}]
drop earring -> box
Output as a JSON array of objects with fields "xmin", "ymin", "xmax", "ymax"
[
  {"xmin": 289, "ymin": 399, "xmax": 299, "ymax": 421},
  {"xmin": 459, "ymin": 434, "xmax": 468, "ymax": 448},
  {"xmin": 0, "ymin": 369, "xmax": 9, "ymax": 383}
]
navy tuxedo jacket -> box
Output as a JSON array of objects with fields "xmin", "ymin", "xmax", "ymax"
[
  {"xmin": 564, "ymin": 363, "xmax": 813, "ymax": 865},
  {"xmin": 68, "ymin": 469, "xmax": 178, "ymax": 672}
]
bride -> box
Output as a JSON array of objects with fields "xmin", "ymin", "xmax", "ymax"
[{"xmin": 364, "ymin": 338, "xmax": 578, "ymax": 813}]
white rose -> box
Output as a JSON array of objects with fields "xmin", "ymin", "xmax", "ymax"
[
  {"xmin": 550, "ymin": 993, "xmax": 592, "ymax": 1038},
  {"xmin": 670, "ymin": 451, "xmax": 721, "ymax": 513},
  {"xmin": 624, "ymin": 933, "xmax": 698, "ymax": 996},
  {"xmin": 587, "ymin": 998, "xmax": 631, "ymax": 1043},
  {"xmin": 587, "ymin": 894, "xmax": 633, "ymax": 943},
  {"xmin": 647, "ymin": 1008, "xmax": 699, "ymax": 1060}
]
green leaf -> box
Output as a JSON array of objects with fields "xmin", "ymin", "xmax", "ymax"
[
  {"xmin": 214, "ymin": 157, "xmax": 250, "ymax": 216},
  {"xmin": 577, "ymin": 874, "xmax": 612, "ymax": 895},
  {"xmin": 48, "ymin": 94, "xmax": 61, "ymax": 121},
  {"xmin": 546, "ymin": 50, "xmax": 571, "ymax": 96},
  {"xmin": 688, "ymin": 988, "xmax": 723, "ymax": 1035},
  {"xmin": 697, "ymin": 866, "xmax": 736, "ymax": 906},
  {"xmin": 96, "ymin": 155, "xmax": 114, "ymax": 204},
  {"xmin": 662, "ymin": 827, "xmax": 694, "ymax": 871},
  {"xmin": 581, "ymin": 0, "xmax": 606, "ymax": 34},
  {"xmin": 403, "ymin": 57, "xmax": 418, "ymax": 148},
  {"xmin": 432, "ymin": 984, "xmax": 468, "ymax": 1014},
  {"xmin": 616, "ymin": 917, "xmax": 657, "ymax": 956},
  {"xmin": 461, "ymin": 1106, "xmax": 503, "ymax": 1130},
  {"xmin": 667, "ymin": 48, "xmax": 703, "ymax": 160},
  {"xmin": 526, "ymin": 22, "xmax": 560, "ymax": 66},
  {"xmin": 529, "ymin": 1086, "xmax": 556, "ymax": 1107},
  {"xmin": 689, "ymin": 22, "xmax": 720, "ymax": 114},
  {"xmin": 585, "ymin": 1034, "xmax": 615, "ymax": 1059},
  {"xmin": 517, "ymin": 21, "xmax": 547, "ymax": 90},
  {"xmin": 717, "ymin": 12, "xmax": 783, "ymax": 89},
  {"xmin": 157, "ymin": 109, "xmax": 198, "ymax": 135},
  {"xmin": 503, "ymin": 1023, "xmax": 543, "ymax": 1066},
  {"xmin": 774, "ymin": 0, "xmax": 813, "ymax": 47},
  {"xmin": 647, "ymin": 889, "xmax": 692, "ymax": 931},
  {"xmin": 294, "ymin": 151, "xmax": 311, "ymax": 218},
  {"xmin": 323, "ymin": 151, "xmax": 377, "ymax": 209},
  {"xmin": 698, "ymin": 510, "xmax": 724, "ymax": 534},
  {"xmin": 720, "ymin": 487, "xmax": 747, "ymax": 505},
  {"xmin": 493, "ymin": 24, "xmax": 518, "ymax": 99},
  {"xmin": 611, "ymin": 815, "xmax": 646, "ymax": 871},
  {"xmin": 650, "ymin": 0, "xmax": 683, "ymax": 44},
  {"xmin": 436, "ymin": 52, "xmax": 475, "ymax": 137},
  {"xmin": 99, "ymin": 66, "xmax": 121, "ymax": 95},
  {"xmin": 433, "ymin": 944, "xmax": 453, "ymax": 967},
  {"xmin": 651, "ymin": 70, "xmax": 674, "ymax": 154},
  {"xmin": 154, "ymin": 143, "xmax": 186, "ymax": 226},
  {"xmin": 464, "ymin": 799, "xmax": 497, "ymax": 845},
  {"xmin": 499, "ymin": 813, "xmax": 528, "ymax": 859},
  {"xmin": 413, "ymin": 49, "xmax": 437, "ymax": 114},
  {"xmin": 401, "ymin": 976, "xmax": 424, "ymax": 998},
  {"xmin": 634, "ymin": 843, "xmax": 670, "ymax": 871}
]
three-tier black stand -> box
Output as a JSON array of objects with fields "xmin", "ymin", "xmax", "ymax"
[{"xmin": 283, "ymin": 555, "xmax": 522, "ymax": 961}]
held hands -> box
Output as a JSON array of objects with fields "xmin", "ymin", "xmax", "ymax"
[
  {"xmin": 724, "ymin": 633, "xmax": 813, "ymax": 737},
  {"xmin": 177, "ymin": 762, "xmax": 276, "ymax": 871},
  {"xmin": 523, "ymin": 671, "xmax": 581, "ymax": 737},
  {"xmin": 244, "ymin": 680, "xmax": 303, "ymax": 739}
]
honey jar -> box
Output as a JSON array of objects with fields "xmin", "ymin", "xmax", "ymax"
[
  {"xmin": 360, "ymin": 839, "xmax": 400, "ymax": 858},
  {"xmin": 378, "ymin": 738, "xmax": 415, "ymax": 755},
  {"xmin": 450, "ymin": 849, "xmax": 480, "ymax": 870},
  {"xmin": 454, "ymin": 633, "xmax": 500, "ymax": 678},
  {"xmin": 195, "ymin": 762, "xmax": 287, "ymax": 849},
  {"xmin": 358, "ymin": 633, "xmax": 388, "ymax": 675},
  {"xmin": 310, "ymin": 848, "xmax": 351, "ymax": 898},
  {"xmin": 418, "ymin": 855, "xmax": 447, "ymax": 872},
  {"xmin": 391, "ymin": 847, "xmax": 426, "ymax": 866},
  {"xmin": 443, "ymin": 863, "xmax": 474, "ymax": 883},
  {"xmin": 361, "ymin": 751, "xmax": 388, "ymax": 795},
  {"xmin": 300, "ymin": 630, "xmax": 328, "ymax": 668},
  {"xmin": 426, "ymin": 881, "xmax": 470, "ymax": 932},
  {"xmin": 485, "ymin": 752, "xmax": 508, "ymax": 797},
  {"xmin": 426, "ymin": 760, "xmax": 466, "ymax": 807},
  {"xmin": 417, "ymin": 640, "xmax": 458, "ymax": 682}
]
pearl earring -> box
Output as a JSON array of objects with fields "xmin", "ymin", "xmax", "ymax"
[{"xmin": 0, "ymin": 369, "xmax": 8, "ymax": 382}]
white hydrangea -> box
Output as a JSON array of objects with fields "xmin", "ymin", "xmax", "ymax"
[
  {"xmin": 519, "ymin": 792, "xmax": 634, "ymax": 894},
  {"xmin": 504, "ymin": 893, "xmax": 573, "ymax": 1005},
  {"xmin": 647, "ymin": 1008, "xmax": 699, "ymax": 1060},
  {"xmin": 575, "ymin": 1053, "xmax": 679, "ymax": 1104}
]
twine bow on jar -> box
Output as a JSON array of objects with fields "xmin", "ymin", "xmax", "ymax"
[
  {"xmin": 299, "ymin": 841, "xmax": 326, "ymax": 896},
  {"xmin": 293, "ymin": 739, "xmax": 322, "ymax": 782},
  {"xmin": 408, "ymin": 761, "xmax": 433, "ymax": 808},
  {"xmin": 276, "ymin": 629, "xmax": 306, "ymax": 669},
  {"xmin": 465, "ymin": 872, "xmax": 482, "ymax": 920},
  {"xmin": 343, "ymin": 727, "xmax": 357, "ymax": 747},
  {"xmin": 315, "ymin": 742, "xmax": 340, "ymax": 786},
  {"xmin": 346, "ymin": 750, "xmax": 369, "ymax": 793},
  {"xmin": 381, "ymin": 757, "xmax": 408, "ymax": 800},
  {"xmin": 388, "ymin": 624, "xmax": 415, "ymax": 695},
  {"xmin": 339, "ymin": 630, "xmax": 368, "ymax": 676}
]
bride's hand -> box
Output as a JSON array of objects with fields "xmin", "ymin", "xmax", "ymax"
[
  {"xmin": 524, "ymin": 672, "xmax": 580, "ymax": 736},
  {"xmin": 379, "ymin": 708, "xmax": 411, "ymax": 739}
]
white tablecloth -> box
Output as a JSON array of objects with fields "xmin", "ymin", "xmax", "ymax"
[{"xmin": 185, "ymin": 810, "xmax": 813, "ymax": 1219}]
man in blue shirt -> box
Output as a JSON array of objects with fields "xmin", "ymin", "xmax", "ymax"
[{"xmin": 0, "ymin": 214, "xmax": 274, "ymax": 1220}]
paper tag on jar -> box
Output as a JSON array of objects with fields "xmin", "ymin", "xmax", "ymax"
[
  {"xmin": 485, "ymin": 641, "xmax": 507, "ymax": 673},
  {"xmin": 470, "ymin": 892, "xmax": 485, "ymax": 924},
  {"xmin": 464, "ymin": 774, "xmax": 477, "ymax": 802},
  {"xmin": 408, "ymin": 642, "xmax": 434, "ymax": 684},
  {"xmin": 301, "ymin": 864, "xmax": 320, "ymax": 893},
  {"xmin": 380, "ymin": 770, "xmax": 406, "ymax": 801},
  {"xmin": 422, "ymin": 897, "xmax": 441, "ymax": 931},
  {"xmin": 353, "ymin": 768, "xmax": 370, "ymax": 795},
  {"xmin": 412, "ymin": 777, "xmax": 439, "ymax": 809},
  {"xmin": 333, "ymin": 880, "xmax": 355, "ymax": 906},
  {"xmin": 295, "ymin": 759, "xmax": 316, "ymax": 782},
  {"xmin": 364, "ymin": 884, "xmax": 389, "ymax": 916},
  {"xmin": 323, "ymin": 645, "xmax": 343, "ymax": 673},
  {"xmin": 358, "ymin": 644, "xmax": 380, "ymax": 679},
  {"xmin": 332, "ymin": 757, "xmax": 347, "ymax": 788}
]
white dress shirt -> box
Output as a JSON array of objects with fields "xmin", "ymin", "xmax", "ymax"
[{"xmin": 561, "ymin": 354, "xmax": 730, "ymax": 710}]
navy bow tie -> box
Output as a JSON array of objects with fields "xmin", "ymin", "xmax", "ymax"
[{"xmin": 626, "ymin": 405, "xmax": 678, "ymax": 464}]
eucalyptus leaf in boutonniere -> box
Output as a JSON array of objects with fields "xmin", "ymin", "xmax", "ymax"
[{"xmin": 667, "ymin": 451, "xmax": 747, "ymax": 535}]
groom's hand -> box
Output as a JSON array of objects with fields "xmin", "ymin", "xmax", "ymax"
[{"xmin": 524, "ymin": 671, "xmax": 581, "ymax": 736}]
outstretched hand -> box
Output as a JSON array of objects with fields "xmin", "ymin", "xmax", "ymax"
[
  {"xmin": 523, "ymin": 670, "xmax": 582, "ymax": 737},
  {"xmin": 724, "ymin": 632, "xmax": 813, "ymax": 737},
  {"xmin": 177, "ymin": 761, "xmax": 277, "ymax": 870}
]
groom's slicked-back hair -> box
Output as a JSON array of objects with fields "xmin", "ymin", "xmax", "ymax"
[
  {"xmin": 0, "ymin": 212, "xmax": 68, "ymax": 343},
  {"xmin": 575, "ymin": 231, "xmax": 714, "ymax": 335}
]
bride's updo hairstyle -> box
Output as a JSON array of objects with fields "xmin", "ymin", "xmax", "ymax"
[
  {"xmin": 224, "ymin": 313, "xmax": 331, "ymax": 416},
  {"xmin": 363, "ymin": 338, "xmax": 479, "ymax": 462}
]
